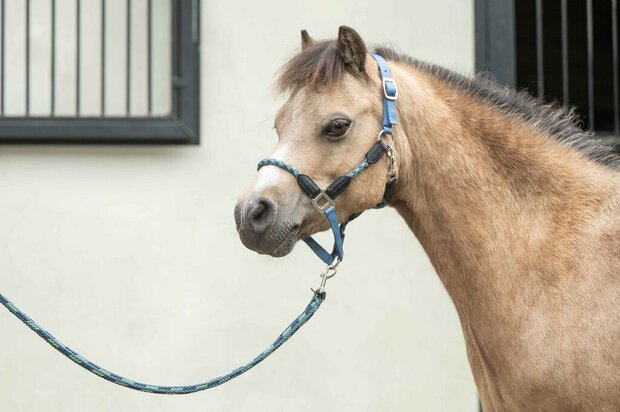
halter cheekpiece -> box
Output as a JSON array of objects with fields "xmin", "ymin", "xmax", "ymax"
[{"xmin": 257, "ymin": 53, "xmax": 399, "ymax": 280}]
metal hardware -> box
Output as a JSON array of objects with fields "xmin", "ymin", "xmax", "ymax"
[
  {"xmin": 386, "ymin": 143, "xmax": 396, "ymax": 179},
  {"xmin": 376, "ymin": 129, "xmax": 393, "ymax": 142},
  {"xmin": 382, "ymin": 77, "xmax": 398, "ymax": 100},
  {"xmin": 315, "ymin": 259, "xmax": 340, "ymax": 294},
  {"xmin": 377, "ymin": 130, "xmax": 397, "ymax": 179},
  {"xmin": 311, "ymin": 191, "xmax": 335, "ymax": 214}
]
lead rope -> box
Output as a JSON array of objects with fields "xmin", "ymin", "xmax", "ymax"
[
  {"xmin": 0, "ymin": 291, "xmax": 325, "ymax": 394},
  {"xmin": 0, "ymin": 53, "xmax": 397, "ymax": 394}
]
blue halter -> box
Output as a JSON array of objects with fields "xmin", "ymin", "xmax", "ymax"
[{"xmin": 257, "ymin": 53, "xmax": 398, "ymax": 266}]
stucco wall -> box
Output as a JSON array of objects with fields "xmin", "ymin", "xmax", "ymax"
[{"xmin": 0, "ymin": 0, "xmax": 477, "ymax": 410}]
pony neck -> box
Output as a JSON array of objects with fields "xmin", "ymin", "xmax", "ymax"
[{"xmin": 387, "ymin": 63, "xmax": 616, "ymax": 316}]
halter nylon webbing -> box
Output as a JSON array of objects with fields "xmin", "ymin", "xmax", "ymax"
[
  {"xmin": 257, "ymin": 53, "xmax": 398, "ymax": 265},
  {"xmin": 373, "ymin": 53, "xmax": 399, "ymax": 134}
]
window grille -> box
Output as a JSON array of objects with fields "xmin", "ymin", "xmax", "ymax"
[
  {"xmin": 0, "ymin": 0, "xmax": 199, "ymax": 144},
  {"xmin": 476, "ymin": 0, "xmax": 620, "ymax": 140}
]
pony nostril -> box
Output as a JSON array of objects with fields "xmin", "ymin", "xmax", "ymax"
[
  {"xmin": 247, "ymin": 196, "xmax": 277, "ymax": 234},
  {"xmin": 252, "ymin": 202, "xmax": 267, "ymax": 221}
]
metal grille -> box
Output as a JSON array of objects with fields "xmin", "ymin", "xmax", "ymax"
[
  {"xmin": 478, "ymin": 0, "xmax": 620, "ymax": 139},
  {"xmin": 0, "ymin": 0, "xmax": 199, "ymax": 144},
  {"xmin": 515, "ymin": 0, "xmax": 620, "ymax": 135}
]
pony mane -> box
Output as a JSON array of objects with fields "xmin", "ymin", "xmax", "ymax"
[
  {"xmin": 277, "ymin": 40, "xmax": 354, "ymax": 93},
  {"xmin": 277, "ymin": 40, "xmax": 620, "ymax": 171}
]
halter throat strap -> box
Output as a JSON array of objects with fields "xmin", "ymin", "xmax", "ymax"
[{"xmin": 256, "ymin": 53, "xmax": 398, "ymax": 265}]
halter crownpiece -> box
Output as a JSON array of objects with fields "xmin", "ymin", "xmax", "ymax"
[{"xmin": 257, "ymin": 53, "xmax": 399, "ymax": 275}]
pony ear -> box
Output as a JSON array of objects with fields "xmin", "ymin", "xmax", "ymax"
[
  {"xmin": 301, "ymin": 29, "xmax": 314, "ymax": 51},
  {"xmin": 336, "ymin": 26, "xmax": 367, "ymax": 74}
]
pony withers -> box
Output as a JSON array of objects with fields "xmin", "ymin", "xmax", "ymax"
[{"xmin": 235, "ymin": 26, "xmax": 620, "ymax": 411}]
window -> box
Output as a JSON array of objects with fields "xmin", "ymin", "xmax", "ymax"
[
  {"xmin": 0, "ymin": 0, "xmax": 199, "ymax": 144},
  {"xmin": 476, "ymin": 0, "xmax": 619, "ymax": 142}
]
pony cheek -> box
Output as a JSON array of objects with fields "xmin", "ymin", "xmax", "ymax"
[
  {"xmin": 338, "ymin": 172, "xmax": 386, "ymax": 214},
  {"xmin": 298, "ymin": 210, "xmax": 333, "ymax": 239}
]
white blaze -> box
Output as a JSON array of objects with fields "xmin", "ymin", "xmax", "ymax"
[{"xmin": 253, "ymin": 143, "xmax": 295, "ymax": 194}]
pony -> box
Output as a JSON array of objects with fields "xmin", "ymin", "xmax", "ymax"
[{"xmin": 234, "ymin": 26, "xmax": 620, "ymax": 411}]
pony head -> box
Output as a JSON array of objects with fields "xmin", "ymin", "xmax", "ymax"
[{"xmin": 234, "ymin": 27, "xmax": 395, "ymax": 257}]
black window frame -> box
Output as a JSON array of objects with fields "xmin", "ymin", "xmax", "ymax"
[
  {"xmin": 475, "ymin": 0, "xmax": 517, "ymax": 86},
  {"xmin": 0, "ymin": 0, "xmax": 200, "ymax": 145}
]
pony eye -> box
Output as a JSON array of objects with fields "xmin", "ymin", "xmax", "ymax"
[{"xmin": 324, "ymin": 119, "xmax": 351, "ymax": 138}]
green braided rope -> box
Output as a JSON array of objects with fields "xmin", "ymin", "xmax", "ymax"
[
  {"xmin": 0, "ymin": 291, "xmax": 325, "ymax": 394},
  {"xmin": 257, "ymin": 159, "xmax": 302, "ymax": 178},
  {"xmin": 346, "ymin": 159, "xmax": 370, "ymax": 178},
  {"xmin": 257, "ymin": 158, "xmax": 370, "ymax": 180}
]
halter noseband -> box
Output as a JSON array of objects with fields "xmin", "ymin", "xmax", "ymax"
[{"xmin": 257, "ymin": 53, "xmax": 398, "ymax": 267}]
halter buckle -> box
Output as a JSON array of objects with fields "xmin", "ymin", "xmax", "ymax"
[
  {"xmin": 311, "ymin": 191, "xmax": 335, "ymax": 214},
  {"xmin": 382, "ymin": 77, "xmax": 398, "ymax": 101}
]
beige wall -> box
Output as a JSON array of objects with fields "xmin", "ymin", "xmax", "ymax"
[{"xmin": 0, "ymin": 0, "xmax": 477, "ymax": 410}]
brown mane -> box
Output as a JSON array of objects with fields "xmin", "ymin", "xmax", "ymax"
[
  {"xmin": 277, "ymin": 40, "xmax": 358, "ymax": 93},
  {"xmin": 277, "ymin": 40, "xmax": 620, "ymax": 172}
]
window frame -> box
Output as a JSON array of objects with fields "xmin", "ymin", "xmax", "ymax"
[
  {"xmin": 0, "ymin": 0, "xmax": 200, "ymax": 145},
  {"xmin": 475, "ymin": 0, "xmax": 516, "ymax": 86}
]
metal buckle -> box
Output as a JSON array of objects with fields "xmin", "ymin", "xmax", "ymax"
[
  {"xmin": 311, "ymin": 191, "xmax": 335, "ymax": 214},
  {"xmin": 382, "ymin": 77, "xmax": 398, "ymax": 101}
]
